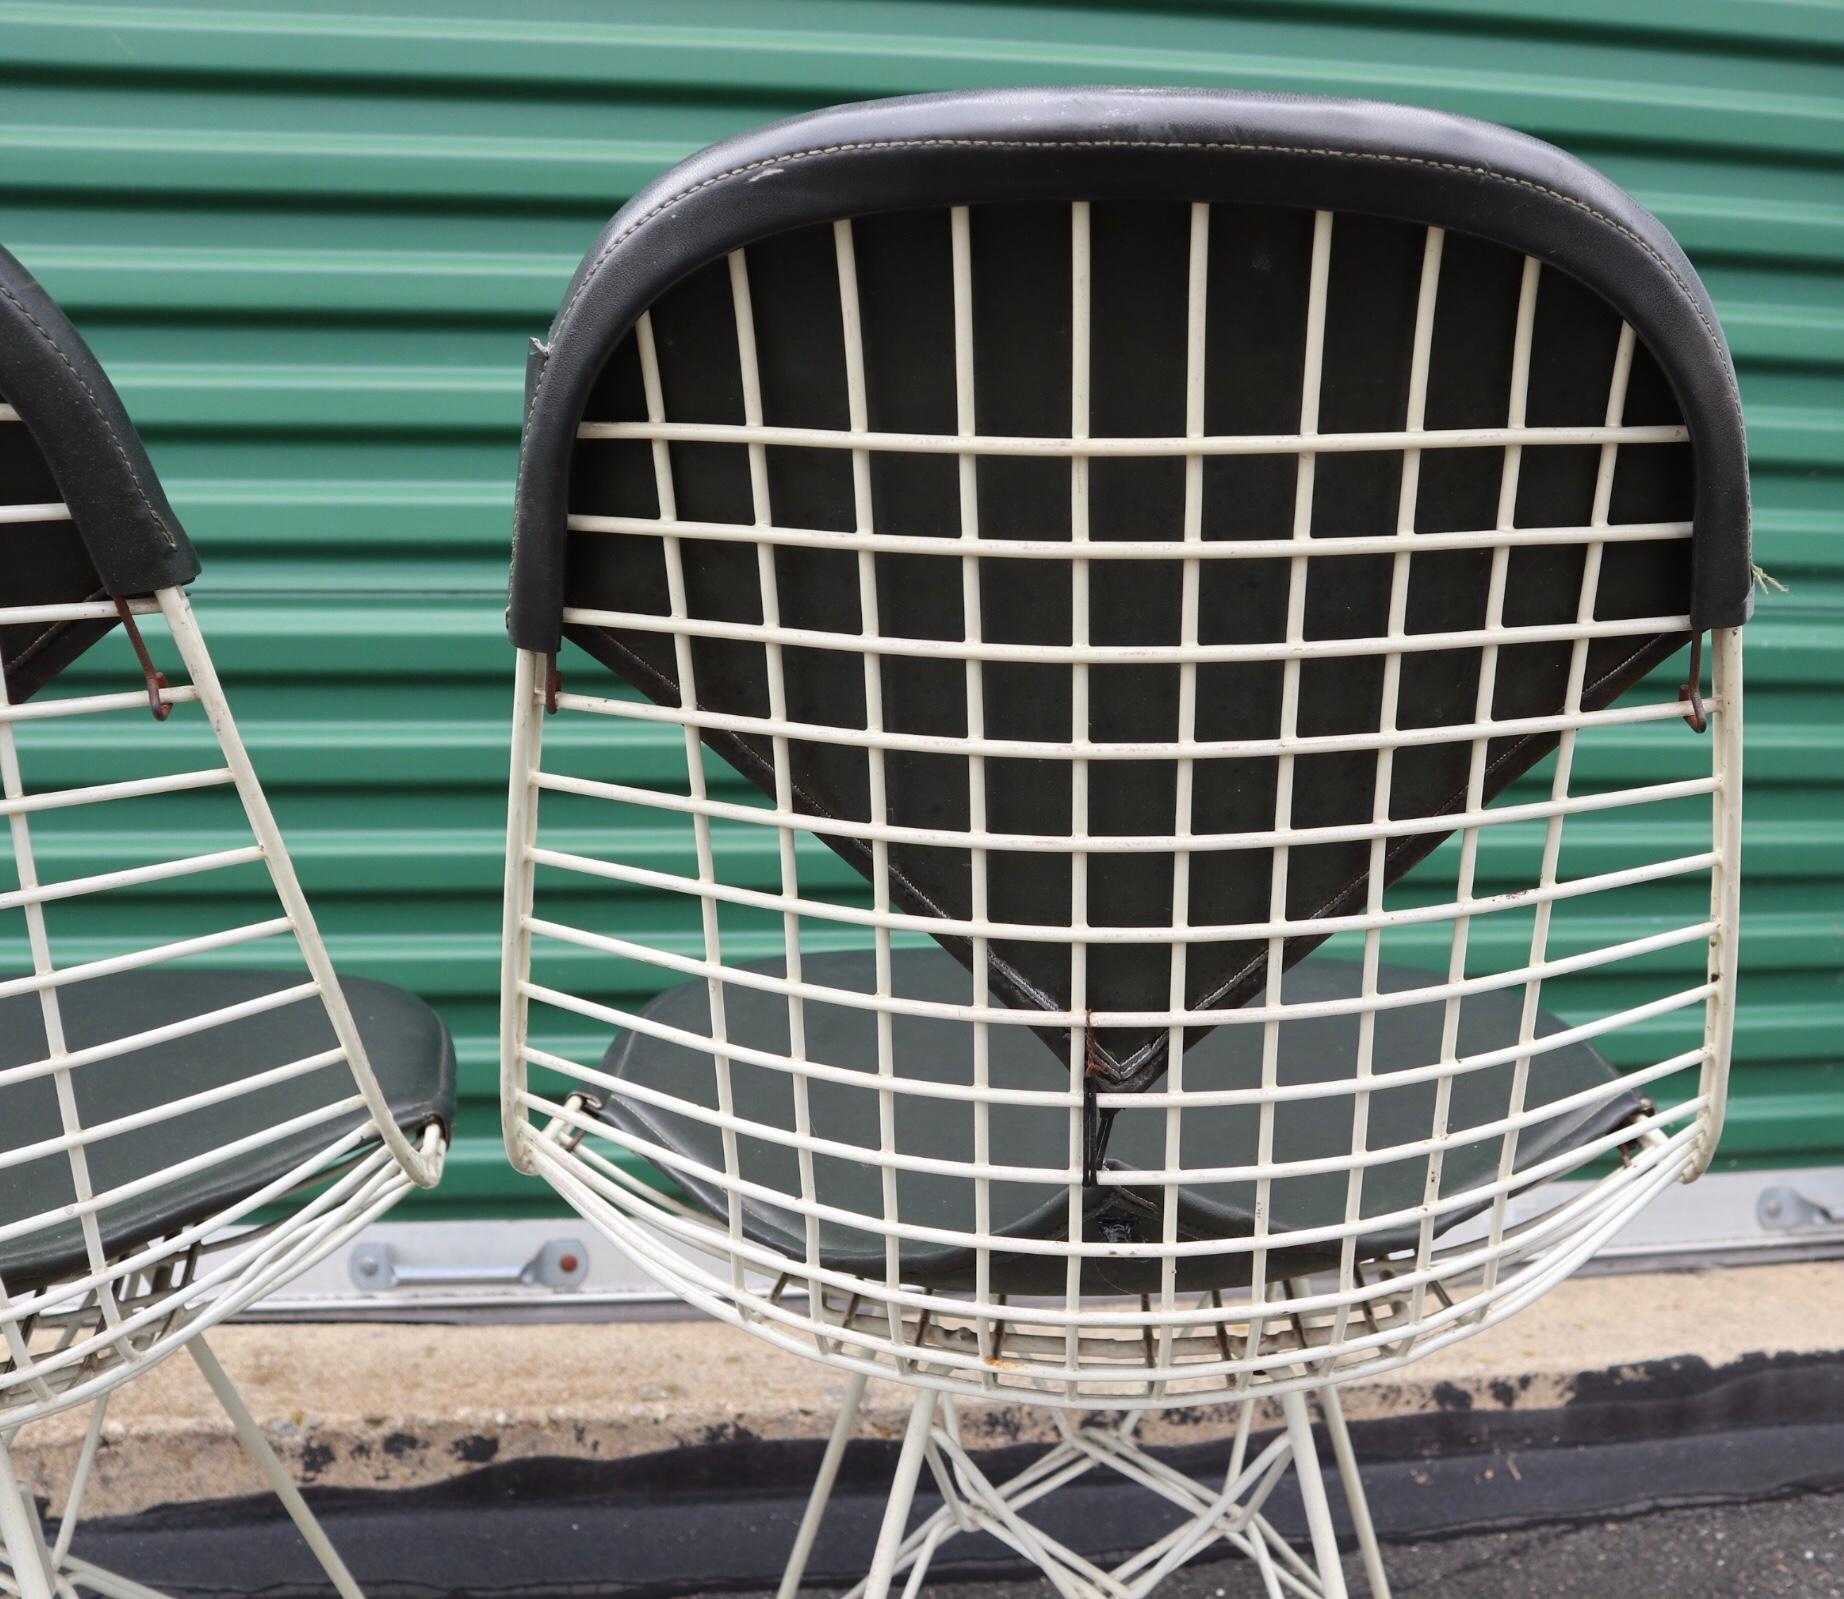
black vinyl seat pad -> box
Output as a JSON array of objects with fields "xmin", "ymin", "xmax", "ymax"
[
  {"xmin": 0, "ymin": 970, "xmax": 454, "ymax": 1294},
  {"xmin": 563, "ymin": 200, "xmax": 1696, "ymax": 1103},
  {"xmin": 590, "ymin": 948, "xmax": 1641, "ymax": 1294}
]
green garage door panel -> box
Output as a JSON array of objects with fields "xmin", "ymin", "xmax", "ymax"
[{"xmin": 0, "ymin": 1, "xmax": 1837, "ymax": 1214}]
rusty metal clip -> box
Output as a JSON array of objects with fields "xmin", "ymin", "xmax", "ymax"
[
  {"xmin": 1679, "ymin": 630, "xmax": 1708, "ymax": 734},
  {"xmin": 543, "ymin": 653, "xmax": 562, "ymax": 715},
  {"xmin": 111, "ymin": 596, "xmax": 171, "ymax": 721}
]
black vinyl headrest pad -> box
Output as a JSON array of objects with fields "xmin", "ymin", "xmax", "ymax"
[
  {"xmin": 512, "ymin": 88, "xmax": 1751, "ymax": 648},
  {"xmin": 0, "ymin": 244, "xmax": 198, "ymax": 703}
]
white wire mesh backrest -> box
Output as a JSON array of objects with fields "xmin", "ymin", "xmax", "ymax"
[
  {"xmin": 0, "ymin": 454, "xmax": 440, "ymax": 1423},
  {"xmin": 504, "ymin": 201, "xmax": 1742, "ymax": 1403}
]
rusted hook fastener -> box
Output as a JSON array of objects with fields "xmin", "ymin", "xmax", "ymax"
[
  {"xmin": 543, "ymin": 653, "xmax": 562, "ymax": 715},
  {"xmin": 1679, "ymin": 631, "xmax": 1708, "ymax": 734},
  {"xmin": 111, "ymin": 596, "xmax": 171, "ymax": 721}
]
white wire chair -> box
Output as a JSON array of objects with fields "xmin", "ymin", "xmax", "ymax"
[
  {"xmin": 0, "ymin": 247, "xmax": 451, "ymax": 1599},
  {"xmin": 502, "ymin": 91, "xmax": 1750, "ymax": 1599}
]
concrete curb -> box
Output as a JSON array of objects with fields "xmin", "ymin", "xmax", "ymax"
[{"xmin": 9, "ymin": 1259, "xmax": 1841, "ymax": 1519}]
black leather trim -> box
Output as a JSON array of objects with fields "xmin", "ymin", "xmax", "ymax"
[
  {"xmin": 0, "ymin": 243, "xmax": 199, "ymax": 597},
  {"xmin": 510, "ymin": 87, "xmax": 1752, "ymax": 649}
]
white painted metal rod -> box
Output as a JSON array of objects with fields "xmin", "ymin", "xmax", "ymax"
[
  {"xmin": 0, "ymin": 1142, "xmax": 406, "ymax": 1406},
  {"xmin": 0, "ymin": 845, "xmax": 266, "ymax": 915},
  {"xmin": 0, "ymin": 917, "xmax": 293, "ymax": 1004},
  {"xmin": 533, "ymin": 764, "xmax": 1718, "ymax": 856},
  {"xmin": 526, "ymin": 1038, "xmax": 1693, "ymax": 1191},
  {"xmin": 187, "ymin": 1340, "xmax": 367, "ymax": 1599},
  {"xmin": 50, "ymin": 1395, "xmax": 110, "ymax": 1565},
  {"xmin": 1281, "ymin": 1390, "xmax": 1349, "ymax": 1599},
  {"xmin": 555, "ymin": 681, "xmax": 1709, "ymax": 761},
  {"xmin": 578, "ymin": 417, "xmax": 1689, "ymax": 456},
  {"xmin": 0, "ymin": 1434, "xmax": 55, "ymax": 1599},
  {"xmin": 523, "ymin": 1120, "xmax": 1693, "ymax": 1374},
  {"xmin": 862, "ymin": 1389, "xmax": 939, "ymax": 1599},
  {"xmin": 0, "ymin": 684, "xmax": 199, "ymax": 725},
  {"xmin": 155, "ymin": 587, "xmax": 443, "ymax": 1192},
  {"xmin": 0, "ymin": 1048, "xmax": 346, "ymax": 1173},
  {"xmin": 0, "ymin": 1133, "xmax": 382, "ymax": 1378},
  {"xmin": 560, "ymin": 602, "xmax": 1691, "ymax": 666},
  {"xmin": 628, "ymin": 1126, "xmax": 1692, "ymax": 1370},
  {"xmin": 522, "ymin": 1077, "xmax": 1692, "ymax": 1273},
  {"xmin": 0, "ymin": 981, "xmax": 319, "ymax": 1091},
  {"xmin": 523, "ymin": 844, "xmax": 1715, "ymax": 945},
  {"xmin": 776, "ymin": 1369, "xmax": 868, "ymax": 1599},
  {"xmin": 0, "ymin": 766, "xmax": 235, "ymax": 820},
  {"xmin": 0, "ymin": 503, "xmax": 72, "ymax": 528},
  {"xmin": 566, "ymin": 510, "xmax": 1694, "ymax": 560},
  {"xmin": 0, "ymin": 597, "xmax": 151, "ymax": 627},
  {"xmin": 0, "ymin": 1094, "xmax": 365, "ymax": 1248},
  {"xmin": 1318, "ymin": 1385, "xmax": 1391, "ymax": 1599},
  {"xmin": 574, "ymin": 1132, "xmax": 1689, "ymax": 1363},
  {"xmin": 519, "ymin": 939, "xmax": 1709, "ymax": 1095},
  {"xmin": 523, "ymin": 914, "xmax": 1711, "ymax": 1040}
]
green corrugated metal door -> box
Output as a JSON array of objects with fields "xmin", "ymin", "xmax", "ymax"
[{"xmin": 2, "ymin": 0, "xmax": 1836, "ymax": 1213}]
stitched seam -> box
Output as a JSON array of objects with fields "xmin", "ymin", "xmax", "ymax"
[
  {"xmin": 526, "ymin": 134, "xmax": 1742, "ymax": 440},
  {"xmin": 0, "ymin": 281, "xmax": 177, "ymax": 551}
]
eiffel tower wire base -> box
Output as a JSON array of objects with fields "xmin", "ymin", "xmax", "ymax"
[{"xmin": 776, "ymin": 1375, "xmax": 1391, "ymax": 1599}]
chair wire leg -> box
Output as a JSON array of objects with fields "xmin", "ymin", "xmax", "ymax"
[
  {"xmin": 0, "ymin": 1431, "xmax": 55, "ymax": 1599},
  {"xmin": 50, "ymin": 1397, "xmax": 110, "ymax": 1569},
  {"xmin": 777, "ymin": 1369, "xmax": 870, "ymax": 1599},
  {"xmin": 862, "ymin": 1389, "xmax": 938, "ymax": 1599},
  {"xmin": 186, "ymin": 1338, "xmax": 367, "ymax": 1599},
  {"xmin": 1280, "ymin": 1390, "xmax": 1348, "ymax": 1599},
  {"xmin": 1317, "ymin": 1387, "xmax": 1389, "ymax": 1598}
]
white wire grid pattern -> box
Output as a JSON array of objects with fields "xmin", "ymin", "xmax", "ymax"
[
  {"xmin": 0, "ymin": 579, "xmax": 444, "ymax": 1431},
  {"xmin": 502, "ymin": 202, "xmax": 1743, "ymax": 1407}
]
